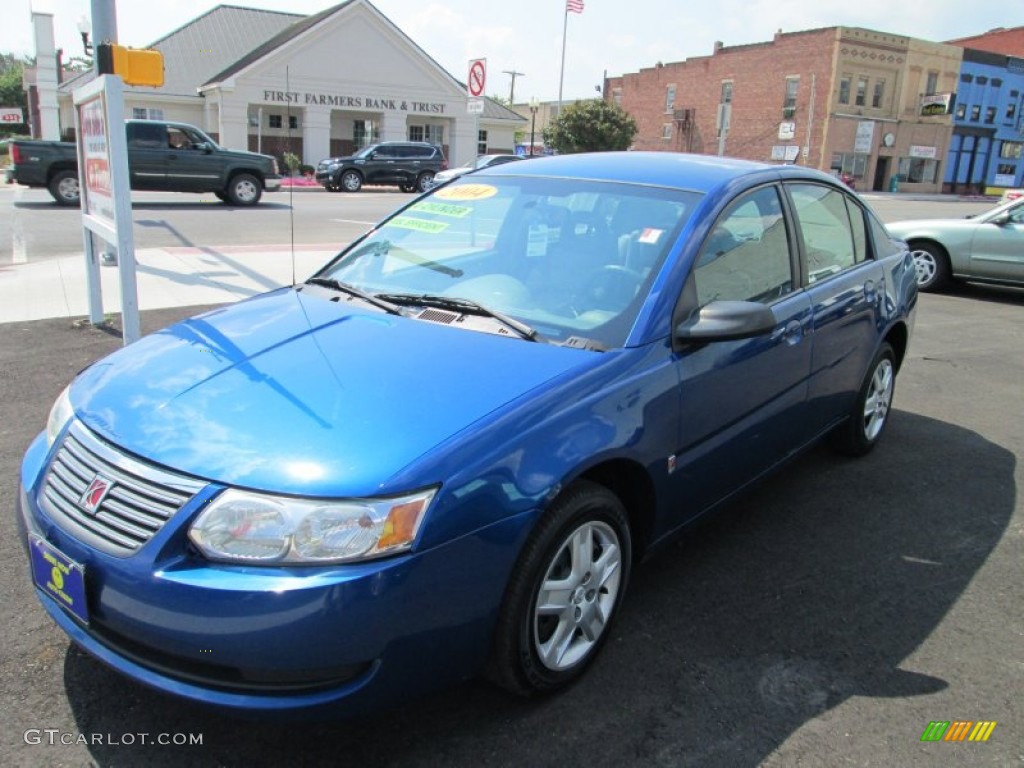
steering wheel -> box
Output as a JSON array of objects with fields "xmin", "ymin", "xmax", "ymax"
[{"xmin": 580, "ymin": 265, "xmax": 645, "ymax": 313}]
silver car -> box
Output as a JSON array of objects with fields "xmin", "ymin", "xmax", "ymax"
[
  {"xmin": 887, "ymin": 197, "xmax": 1024, "ymax": 292},
  {"xmin": 426, "ymin": 153, "xmax": 523, "ymax": 189}
]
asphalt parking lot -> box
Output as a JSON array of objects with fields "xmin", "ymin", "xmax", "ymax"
[{"xmin": 1, "ymin": 279, "xmax": 1020, "ymax": 767}]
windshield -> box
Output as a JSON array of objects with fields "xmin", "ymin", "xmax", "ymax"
[{"xmin": 317, "ymin": 176, "xmax": 698, "ymax": 348}]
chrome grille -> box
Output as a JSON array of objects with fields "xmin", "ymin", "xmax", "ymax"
[{"xmin": 40, "ymin": 420, "xmax": 205, "ymax": 557}]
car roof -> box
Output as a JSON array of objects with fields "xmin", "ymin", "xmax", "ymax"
[{"xmin": 475, "ymin": 151, "xmax": 839, "ymax": 195}]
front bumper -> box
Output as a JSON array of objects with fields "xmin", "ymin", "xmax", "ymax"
[
  {"xmin": 263, "ymin": 175, "xmax": 283, "ymax": 192},
  {"xmin": 17, "ymin": 430, "xmax": 527, "ymax": 717}
]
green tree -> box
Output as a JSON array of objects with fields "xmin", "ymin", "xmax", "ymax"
[
  {"xmin": 544, "ymin": 99, "xmax": 637, "ymax": 154},
  {"xmin": 0, "ymin": 54, "xmax": 31, "ymax": 136}
]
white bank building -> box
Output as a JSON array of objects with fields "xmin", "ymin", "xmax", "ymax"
[{"xmin": 57, "ymin": 0, "xmax": 524, "ymax": 167}]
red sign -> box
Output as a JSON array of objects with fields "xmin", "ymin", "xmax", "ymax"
[{"xmin": 468, "ymin": 59, "xmax": 486, "ymax": 98}]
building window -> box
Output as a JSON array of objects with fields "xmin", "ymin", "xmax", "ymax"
[
  {"xmin": 661, "ymin": 123, "xmax": 673, "ymax": 140},
  {"xmin": 925, "ymin": 71, "xmax": 939, "ymax": 95},
  {"xmin": 132, "ymin": 107, "xmax": 163, "ymax": 120},
  {"xmin": 898, "ymin": 156, "xmax": 939, "ymax": 184},
  {"xmin": 855, "ymin": 77, "xmax": 868, "ymax": 106},
  {"xmin": 425, "ymin": 125, "xmax": 444, "ymax": 146},
  {"xmin": 872, "ymin": 80, "xmax": 885, "ymax": 108},
  {"xmin": 1000, "ymin": 141, "xmax": 1023, "ymax": 159},
  {"xmin": 665, "ymin": 85, "xmax": 676, "ymax": 113},
  {"xmin": 612, "ymin": 88, "xmax": 622, "ymax": 106},
  {"xmin": 991, "ymin": 78, "xmax": 1003, "ymax": 87},
  {"xmin": 783, "ymin": 77, "xmax": 799, "ymax": 110},
  {"xmin": 956, "ymin": 103, "xmax": 967, "ymax": 120},
  {"xmin": 353, "ymin": 120, "xmax": 375, "ymax": 148},
  {"xmin": 1007, "ymin": 102, "xmax": 1019, "ymax": 121},
  {"xmin": 838, "ymin": 76, "xmax": 851, "ymax": 105},
  {"xmin": 970, "ymin": 105, "xmax": 981, "ymax": 121},
  {"xmin": 985, "ymin": 106, "xmax": 997, "ymax": 124},
  {"xmin": 478, "ymin": 129, "xmax": 488, "ymax": 155},
  {"xmin": 720, "ymin": 81, "xmax": 733, "ymax": 104},
  {"xmin": 830, "ymin": 152, "xmax": 868, "ymax": 178},
  {"xmin": 960, "ymin": 73, "xmax": 973, "ymax": 83},
  {"xmin": 975, "ymin": 76, "xmax": 988, "ymax": 86},
  {"xmin": 269, "ymin": 114, "xmax": 282, "ymax": 128},
  {"xmin": 408, "ymin": 125, "xmax": 424, "ymax": 142},
  {"xmin": 997, "ymin": 163, "xmax": 1016, "ymax": 176}
]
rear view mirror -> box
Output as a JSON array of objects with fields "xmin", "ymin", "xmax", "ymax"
[{"xmin": 674, "ymin": 300, "xmax": 776, "ymax": 343}]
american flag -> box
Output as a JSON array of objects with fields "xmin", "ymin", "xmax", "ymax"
[{"xmin": 566, "ymin": 0, "xmax": 584, "ymax": 13}]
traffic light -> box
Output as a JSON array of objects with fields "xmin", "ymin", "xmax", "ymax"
[{"xmin": 96, "ymin": 43, "xmax": 164, "ymax": 87}]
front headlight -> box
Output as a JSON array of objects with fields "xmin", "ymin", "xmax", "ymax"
[
  {"xmin": 188, "ymin": 487, "xmax": 437, "ymax": 565},
  {"xmin": 46, "ymin": 385, "xmax": 74, "ymax": 447}
]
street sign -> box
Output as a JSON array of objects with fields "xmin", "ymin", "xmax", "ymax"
[
  {"xmin": 467, "ymin": 99, "xmax": 485, "ymax": 114},
  {"xmin": 468, "ymin": 58, "xmax": 486, "ymax": 99},
  {"xmin": 0, "ymin": 107, "xmax": 24, "ymax": 123}
]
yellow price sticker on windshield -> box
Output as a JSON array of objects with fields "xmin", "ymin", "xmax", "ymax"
[
  {"xmin": 384, "ymin": 216, "xmax": 450, "ymax": 234},
  {"xmin": 433, "ymin": 183, "xmax": 498, "ymax": 201},
  {"xmin": 411, "ymin": 201, "xmax": 472, "ymax": 218}
]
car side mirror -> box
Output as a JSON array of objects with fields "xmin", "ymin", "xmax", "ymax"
[
  {"xmin": 990, "ymin": 212, "xmax": 1012, "ymax": 226},
  {"xmin": 674, "ymin": 300, "xmax": 777, "ymax": 343},
  {"xmin": 194, "ymin": 142, "xmax": 212, "ymax": 154}
]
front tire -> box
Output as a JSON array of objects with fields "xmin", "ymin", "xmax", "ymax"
[
  {"xmin": 48, "ymin": 170, "xmax": 80, "ymax": 206},
  {"xmin": 340, "ymin": 170, "xmax": 363, "ymax": 192},
  {"xmin": 488, "ymin": 481, "xmax": 631, "ymax": 696},
  {"xmin": 225, "ymin": 173, "xmax": 262, "ymax": 206},
  {"xmin": 909, "ymin": 242, "xmax": 950, "ymax": 292},
  {"xmin": 829, "ymin": 342, "xmax": 896, "ymax": 457}
]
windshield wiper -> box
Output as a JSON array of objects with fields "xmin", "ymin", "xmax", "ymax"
[
  {"xmin": 376, "ymin": 293, "xmax": 540, "ymax": 341},
  {"xmin": 305, "ymin": 277, "xmax": 403, "ymax": 315}
]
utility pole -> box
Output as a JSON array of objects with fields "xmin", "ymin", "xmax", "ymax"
[{"xmin": 503, "ymin": 69, "xmax": 525, "ymax": 104}]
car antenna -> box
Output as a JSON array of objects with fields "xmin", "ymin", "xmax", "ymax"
[{"xmin": 286, "ymin": 65, "xmax": 296, "ymax": 286}]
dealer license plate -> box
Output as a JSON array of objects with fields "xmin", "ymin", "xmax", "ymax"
[{"xmin": 29, "ymin": 534, "xmax": 89, "ymax": 624}]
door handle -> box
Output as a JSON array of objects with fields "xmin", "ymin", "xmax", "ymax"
[{"xmin": 771, "ymin": 319, "xmax": 804, "ymax": 345}]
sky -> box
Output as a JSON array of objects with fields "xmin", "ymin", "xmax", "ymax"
[{"xmin": 6, "ymin": 0, "xmax": 1020, "ymax": 101}]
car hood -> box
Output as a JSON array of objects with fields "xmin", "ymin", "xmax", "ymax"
[
  {"xmin": 71, "ymin": 288, "xmax": 594, "ymax": 496},
  {"xmin": 886, "ymin": 218, "xmax": 979, "ymax": 234}
]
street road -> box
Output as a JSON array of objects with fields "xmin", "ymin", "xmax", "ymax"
[{"xmin": 0, "ymin": 182, "xmax": 1000, "ymax": 265}]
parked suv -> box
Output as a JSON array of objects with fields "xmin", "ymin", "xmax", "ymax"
[{"xmin": 316, "ymin": 142, "xmax": 446, "ymax": 193}]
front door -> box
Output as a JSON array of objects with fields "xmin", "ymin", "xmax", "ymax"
[{"xmin": 669, "ymin": 184, "xmax": 813, "ymax": 522}]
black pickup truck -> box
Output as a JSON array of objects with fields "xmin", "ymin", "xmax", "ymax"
[{"xmin": 9, "ymin": 119, "xmax": 282, "ymax": 206}]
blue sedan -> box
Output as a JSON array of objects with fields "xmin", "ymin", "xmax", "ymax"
[{"xmin": 18, "ymin": 152, "xmax": 916, "ymax": 716}]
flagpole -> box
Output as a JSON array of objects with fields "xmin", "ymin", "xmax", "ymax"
[{"xmin": 557, "ymin": 3, "xmax": 568, "ymax": 119}]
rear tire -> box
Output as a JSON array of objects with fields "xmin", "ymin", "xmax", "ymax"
[
  {"xmin": 48, "ymin": 170, "xmax": 80, "ymax": 206},
  {"xmin": 415, "ymin": 172, "xmax": 435, "ymax": 193},
  {"xmin": 487, "ymin": 481, "xmax": 631, "ymax": 696},
  {"xmin": 225, "ymin": 173, "xmax": 262, "ymax": 206},
  {"xmin": 829, "ymin": 342, "xmax": 896, "ymax": 457}
]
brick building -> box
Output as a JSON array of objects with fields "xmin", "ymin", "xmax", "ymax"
[
  {"xmin": 948, "ymin": 26, "xmax": 1024, "ymax": 57},
  {"xmin": 605, "ymin": 27, "xmax": 962, "ymax": 193}
]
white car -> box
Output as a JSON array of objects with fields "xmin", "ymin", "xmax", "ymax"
[{"xmin": 427, "ymin": 154, "xmax": 523, "ymax": 188}]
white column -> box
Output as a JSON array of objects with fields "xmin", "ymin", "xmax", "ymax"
[
  {"xmin": 449, "ymin": 115, "xmax": 477, "ymax": 167},
  {"xmin": 32, "ymin": 12, "xmax": 60, "ymax": 140},
  {"xmin": 379, "ymin": 111, "xmax": 406, "ymax": 142},
  {"xmin": 302, "ymin": 108, "xmax": 331, "ymax": 165},
  {"xmin": 217, "ymin": 97, "xmax": 248, "ymax": 151}
]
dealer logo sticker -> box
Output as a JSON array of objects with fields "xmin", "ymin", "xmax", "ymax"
[{"xmin": 80, "ymin": 475, "xmax": 114, "ymax": 514}]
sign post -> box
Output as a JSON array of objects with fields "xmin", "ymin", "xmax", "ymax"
[
  {"xmin": 73, "ymin": 75, "xmax": 140, "ymax": 344},
  {"xmin": 467, "ymin": 58, "xmax": 486, "ymax": 156}
]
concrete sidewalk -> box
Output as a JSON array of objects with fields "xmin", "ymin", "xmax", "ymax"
[{"xmin": 0, "ymin": 243, "xmax": 337, "ymax": 323}]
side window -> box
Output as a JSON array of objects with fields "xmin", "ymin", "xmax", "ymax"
[
  {"xmin": 788, "ymin": 184, "xmax": 860, "ymax": 282},
  {"xmin": 694, "ymin": 186, "xmax": 793, "ymax": 305},
  {"xmin": 868, "ymin": 212, "xmax": 902, "ymax": 260},
  {"xmin": 845, "ymin": 198, "xmax": 868, "ymax": 263},
  {"xmin": 126, "ymin": 122, "xmax": 166, "ymax": 149}
]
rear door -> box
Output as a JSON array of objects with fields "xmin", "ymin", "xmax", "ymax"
[
  {"xmin": 125, "ymin": 122, "xmax": 168, "ymax": 189},
  {"xmin": 366, "ymin": 144, "xmax": 400, "ymax": 184},
  {"xmin": 784, "ymin": 182, "xmax": 886, "ymax": 432},
  {"xmin": 670, "ymin": 184, "xmax": 813, "ymax": 518}
]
